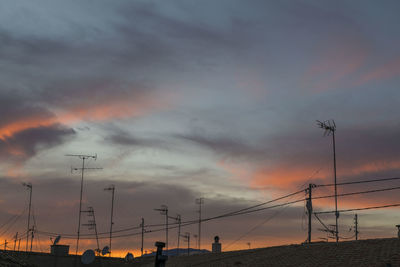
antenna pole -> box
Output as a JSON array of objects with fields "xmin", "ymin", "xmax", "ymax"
[
  {"xmin": 306, "ymin": 184, "xmax": 315, "ymax": 243},
  {"xmin": 92, "ymin": 209, "xmax": 100, "ymax": 254},
  {"xmin": 166, "ymin": 208, "xmax": 168, "ymax": 255},
  {"xmin": 140, "ymin": 218, "xmax": 144, "ymax": 257},
  {"xmin": 196, "ymin": 198, "xmax": 204, "ymax": 250},
  {"xmin": 23, "ymin": 183, "xmax": 32, "ymax": 252},
  {"xmin": 104, "ymin": 185, "xmax": 115, "ymax": 257},
  {"xmin": 317, "ymin": 120, "xmax": 339, "ymax": 243},
  {"xmin": 177, "ymin": 215, "xmax": 181, "ymax": 256},
  {"xmin": 187, "ymin": 233, "xmax": 190, "ymax": 256},
  {"xmin": 14, "ymin": 232, "xmax": 18, "ymax": 251},
  {"xmin": 30, "ymin": 225, "xmax": 34, "ymax": 252},
  {"xmin": 354, "ymin": 214, "xmax": 358, "ymax": 240},
  {"xmin": 154, "ymin": 205, "xmax": 168, "ymax": 256},
  {"xmin": 76, "ymin": 156, "xmax": 85, "ymax": 256},
  {"xmin": 332, "ymin": 129, "xmax": 339, "ymax": 243},
  {"xmin": 82, "ymin": 207, "xmax": 100, "ymax": 255}
]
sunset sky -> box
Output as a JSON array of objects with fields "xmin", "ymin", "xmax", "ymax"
[{"xmin": 1, "ymin": 0, "xmax": 400, "ymax": 257}]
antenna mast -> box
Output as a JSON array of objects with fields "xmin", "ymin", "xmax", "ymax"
[
  {"xmin": 317, "ymin": 120, "xmax": 338, "ymax": 243},
  {"xmin": 140, "ymin": 218, "xmax": 145, "ymax": 256},
  {"xmin": 104, "ymin": 185, "xmax": 115, "ymax": 257},
  {"xmin": 82, "ymin": 207, "xmax": 100, "ymax": 255},
  {"xmin": 22, "ymin": 182, "xmax": 32, "ymax": 252},
  {"xmin": 66, "ymin": 153, "xmax": 101, "ymax": 263},
  {"xmin": 196, "ymin": 198, "xmax": 204, "ymax": 250},
  {"xmin": 154, "ymin": 205, "xmax": 169, "ymax": 255}
]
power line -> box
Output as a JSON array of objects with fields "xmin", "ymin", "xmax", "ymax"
[
  {"xmin": 223, "ymin": 196, "xmax": 301, "ymax": 250},
  {"xmin": 315, "ymin": 203, "xmax": 400, "ymax": 214},
  {"xmin": 316, "ymin": 177, "xmax": 400, "ymax": 187},
  {"xmin": 34, "ymin": 188, "xmax": 306, "ymax": 238},
  {"xmin": 313, "ymin": 185, "xmax": 400, "ymax": 201}
]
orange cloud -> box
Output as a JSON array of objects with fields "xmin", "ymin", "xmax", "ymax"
[
  {"xmin": 0, "ymin": 116, "xmax": 57, "ymax": 140},
  {"xmin": 0, "ymin": 91, "xmax": 174, "ymax": 142},
  {"xmin": 57, "ymin": 93, "xmax": 170, "ymax": 123}
]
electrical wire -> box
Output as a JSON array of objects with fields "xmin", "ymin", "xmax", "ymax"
[
  {"xmin": 316, "ymin": 177, "xmax": 400, "ymax": 187},
  {"xmin": 35, "ymin": 188, "xmax": 307, "ymax": 238},
  {"xmin": 223, "ymin": 196, "xmax": 302, "ymax": 250},
  {"xmin": 312, "ymin": 185, "xmax": 400, "ymax": 201},
  {"xmin": 315, "ymin": 203, "xmax": 400, "ymax": 214}
]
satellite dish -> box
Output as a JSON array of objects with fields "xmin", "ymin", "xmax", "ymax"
[
  {"xmin": 81, "ymin": 249, "xmax": 95, "ymax": 264},
  {"xmin": 101, "ymin": 246, "xmax": 110, "ymax": 256},
  {"xmin": 53, "ymin": 235, "xmax": 61, "ymax": 245},
  {"xmin": 125, "ymin": 252, "xmax": 134, "ymax": 262}
]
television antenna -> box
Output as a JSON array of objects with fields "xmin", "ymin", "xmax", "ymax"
[
  {"xmin": 65, "ymin": 153, "xmax": 102, "ymax": 264},
  {"xmin": 316, "ymin": 120, "xmax": 339, "ymax": 243},
  {"xmin": 81, "ymin": 249, "xmax": 95, "ymax": 264}
]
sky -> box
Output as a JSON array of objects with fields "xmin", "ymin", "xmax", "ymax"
[{"xmin": 1, "ymin": 0, "xmax": 400, "ymax": 258}]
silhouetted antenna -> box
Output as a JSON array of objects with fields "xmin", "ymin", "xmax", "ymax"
[
  {"xmin": 65, "ymin": 153, "xmax": 102, "ymax": 265},
  {"xmin": 316, "ymin": 119, "xmax": 339, "ymax": 243},
  {"xmin": 196, "ymin": 198, "xmax": 204, "ymax": 250},
  {"xmin": 154, "ymin": 205, "xmax": 169, "ymax": 255},
  {"xmin": 104, "ymin": 185, "xmax": 115, "ymax": 257},
  {"xmin": 22, "ymin": 182, "xmax": 32, "ymax": 252},
  {"xmin": 82, "ymin": 207, "xmax": 100, "ymax": 255}
]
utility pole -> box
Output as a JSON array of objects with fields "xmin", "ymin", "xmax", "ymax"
[
  {"xmin": 354, "ymin": 214, "xmax": 359, "ymax": 240},
  {"xmin": 317, "ymin": 120, "xmax": 338, "ymax": 243},
  {"xmin": 4, "ymin": 240, "xmax": 7, "ymax": 251},
  {"xmin": 18, "ymin": 238, "xmax": 21, "ymax": 251},
  {"xmin": 154, "ymin": 205, "xmax": 169, "ymax": 255},
  {"xmin": 82, "ymin": 207, "xmax": 100, "ymax": 255},
  {"xmin": 196, "ymin": 198, "xmax": 204, "ymax": 250},
  {"xmin": 66, "ymin": 153, "xmax": 101, "ymax": 263},
  {"xmin": 306, "ymin": 184, "xmax": 315, "ymax": 243},
  {"xmin": 140, "ymin": 218, "xmax": 145, "ymax": 257},
  {"xmin": 104, "ymin": 185, "xmax": 115, "ymax": 257},
  {"xmin": 22, "ymin": 182, "xmax": 32, "ymax": 252}
]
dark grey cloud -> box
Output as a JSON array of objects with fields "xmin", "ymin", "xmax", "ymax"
[
  {"xmin": 175, "ymin": 133, "xmax": 266, "ymax": 160},
  {"xmin": 104, "ymin": 130, "xmax": 166, "ymax": 150},
  {"xmin": 0, "ymin": 89, "xmax": 53, "ymax": 129},
  {"xmin": 0, "ymin": 124, "xmax": 75, "ymax": 161}
]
